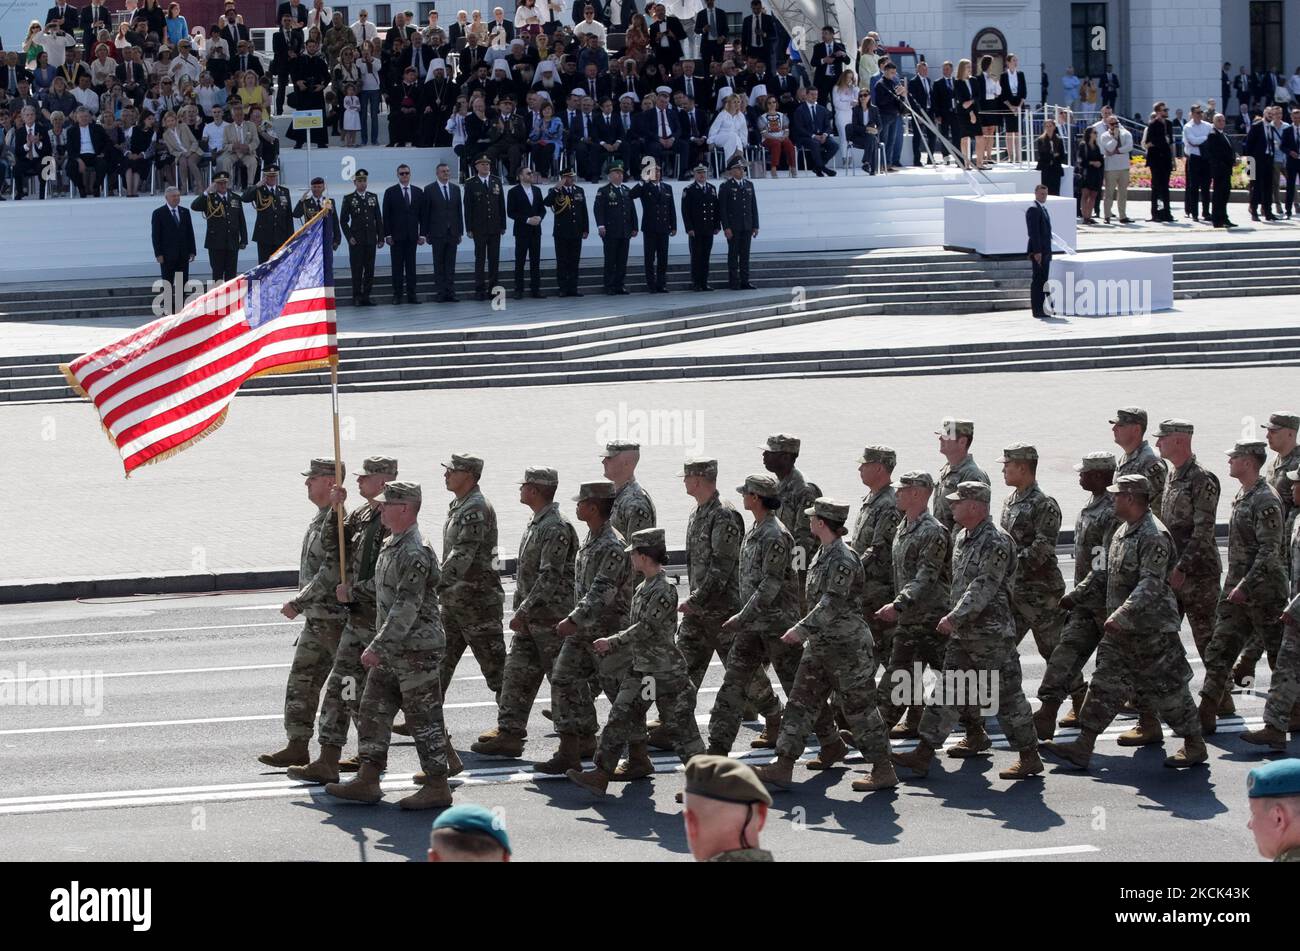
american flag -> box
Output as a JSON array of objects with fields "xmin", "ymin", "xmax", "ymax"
[{"xmin": 61, "ymin": 210, "xmax": 338, "ymax": 477}]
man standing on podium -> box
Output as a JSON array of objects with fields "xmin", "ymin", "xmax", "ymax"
[{"xmin": 1026, "ymin": 183, "xmax": 1053, "ymax": 318}]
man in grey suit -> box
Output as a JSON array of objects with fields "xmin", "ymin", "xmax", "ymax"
[{"xmin": 423, "ymin": 161, "xmax": 464, "ymax": 302}]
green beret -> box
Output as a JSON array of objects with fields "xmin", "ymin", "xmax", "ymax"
[
  {"xmin": 1247, "ymin": 758, "xmax": 1300, "ymax": 798},
  {"xmin": 684, "ymin": 754, "xmax": 772, "ymax": 805},
  {"xmin": 432, "ymin": 803, "xmax": 511, "ymax": 854}
]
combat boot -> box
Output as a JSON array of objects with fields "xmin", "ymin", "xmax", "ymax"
[
  {"xmin": 1059, "ymin": 688, "xmax": 1088, "ymax": 728},
  {"xmin": 566, "ymin": 764, "xmax": 611, "ymax": 797},
  {"xmin": 1164, "ymin": 735, "xmax": 1208, "ymax": 768},
  {"xmin": 946, "ymin": 724, "xmax": 992, "ymax": 758},
  {"xmin": 646, "ymin": 723, "xmax": 675, "ymax": 751},
  {"xmin": 1197, "ymin": 697, "xmax": 1219, "ymax": 735},
  {"xmin": 891, "ymin": 741, "xmax": 936, "ymax": 777},
  {"xmin": 1217, "ymin": 691, "xmax": 1236, "ymax": 718},
  {"xmin": 1117, "ymin": 711, "xmax": 1163, "ymax": 746},
  {"xmin": 611, "ymin": 741, "xmax": 655, "ymax": 781},
  {"xmin": 1291, "ymin": 703, "xmax": 1300, "ymax": 732},
  {"xmin": 999, "ymin": 748, "xmax": 1044, "ymax": 780},
  {"xmin": 1232, "ymin": 657, "xmax": 1256, "ymax": 688},
  {"xmin": 533, "ymin": 734, "xmax": 583, "ymax": 775},
  {"xmin": 286, "ymin": 744, "xmax": 342, "ymax": 785},
  {"xmin": 399, "ymin": 776, "xmax": 453, "ymax": 810},
  {"xmin": 470, "ymin": 728, "xmax": 526, "ymax": 757},
  {"xmin": 742, "ymin": 704, "xmax": 759, "ymax": 722},
  {"xmin": 542, "ymin": 708, "xmax": 553, "ymax": 721},
  {"xmin": 1042, "ymin": 729, "xmax": 1098, "ymax": 769},
  {"xmin": 850, "ymin": 758, "xmax": 900, "ymax": 792},
  {"xmin": 1033, "ymin": 700, "xmax": 1062, "ymax": 741},
  {"xmin": 750, "ymin": 712, "xmax": 782, "ymax": 749},
  {"xmin": 804, "ymin": 736, "xmax": 849, "ymax": 770},
  {"xmin": 890, "ymin": 706, "xmax": 922, "ymax": 739},
  {"xmin": 392, "ymin": 718, "xmax": 412, "ymax": 737},
  {"xmin": 325, "ymin": 762, "xmax": 384, "ymax": 803},
  {"xmin": 446, "ymin": 740, "xmax": 464, "ymax": 778},
  {"xmin": 578, "ymin": 734, "xmax": 597, "ymax": 758},
  {"xmin": 258, "ymin": 737, "xmax": 310, "ymax": 768},
  {"xmin": 337, "ymin": 755, "xmax": 361, "ymax": 773},
  {"xmin": 1240, "ymin": 724, "xmax": 1288, "ymax": 751},
  {"xmin": 705, "ymin": 743, "xmax": 730, "ymax": 756},
  {"xmin": 752, "ymin": 754, "xmax": 796, "ymax": 789}
]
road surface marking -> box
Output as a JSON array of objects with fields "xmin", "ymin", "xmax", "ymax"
[
  {"xmin": 0, "ymin": 621, "xmax": 297, "ymax": 644},
  {"xmin": 875, "ymin": 844, "xmax": 1100, "ymax": 862}
]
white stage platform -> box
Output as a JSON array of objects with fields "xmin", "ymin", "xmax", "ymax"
[
  {"xmin": 0, "ymin": 164, "xmax": 1045, "ymax": 282},
  {"xmin": 942, "ymin": 194, "xmax": 1078, "ymax": 256},
  {"xmin": 1046, "ymin": 250, "xmax": 1174, "ymax": 316}
]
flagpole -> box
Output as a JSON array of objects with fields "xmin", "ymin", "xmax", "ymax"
[{"xmin": 331, "ymin": 361, "xmax": 347, "ymax": 587}]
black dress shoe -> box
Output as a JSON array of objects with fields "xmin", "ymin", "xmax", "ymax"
[
  {"xmin": 1251, "ymin": 212, "xmax": 1260, "ymax": 221},
  {"xmin": 1265, "ymin": 214, "xmax": 1279, "ymax": 221},
  {"xmin": 1118, "ymin": 217, "xmax": 1134, "ymax": 223},
  {"xmin": 407, "ymin": 295, "xmax": 420, "ymax": 304},
  {"xmin": 701, "ymin": 283, "xmax": 713, "ymax": 291},
  {"xmin": 741, "ymin": 282, "xmax": 757, "ymax": 289},
  {"xmin": 445, "ymin": 295, "xmax": 460, "ymax": 302},
  {"xmin": 392, "ymin": 297, "xmax": 403, "ymax": 305},
  {"xmin": 572, "ymin": 290, "xmax": 584, "ymax": 297},
  {"xmin": 605, "ymin": 288, "xmax": 618, "ymax": 295},
  {"xmin": 728, "ymin": 282, "xmax": 741, "ymax": 290},
  {"xmin": 616, "ymin": 287, "xmax": 630, "ymax": 295},
  {"xmin": 531, "ymin": 291, "xmax": 547, "ymax": 299},
  {"xmin": 824, "ymin": 167, "xmax": 837, "ymax": 176},
  {"xmin": 360, "ymin": 298, "xmax": 376, "ymax": 306},
  {"xmin": 511, "ymin": 291, "xmax": 525, "ymax": 300},
  {"xmin": 813, "ymin": 168, "xmax": 825, "ymax": 177}
]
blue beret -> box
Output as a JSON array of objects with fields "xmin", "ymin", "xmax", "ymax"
[
  {"xmin": 432, "ymin": 804, "xmax": 511, "ymax": 853},
  {"xmin": 1247, "ymin": 758, "xmax": 1300, "ymax": 798}
]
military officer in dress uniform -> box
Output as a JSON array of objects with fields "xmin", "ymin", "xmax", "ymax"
[
  {"xmin": 719, "ymin": 156, "xmax": 758, "ymax": 289},
  {"xmin": 191, "ymin": 171, "xmax": 248, "ymax": 283},
  {"xmin": 463, "ymin": 154, "xmax": 508, "ymax": 300},
  {"xmin": 594, "ymin": 160, "xmax": 638, "ymax": 295},
  {"xmin": 340, "ymin": 169, "xmax": 383, "ymax": 306},
  {"xmin": 544, "ymin": 166, "xmax": 590, "ymax": 297},
  {"xmin": 629, "ymin": 161, "xmax": 677, "ymax": 293},
  {"xmin": 681, "ymin": 164, "xmax": 720, "ymax": 291},
  {"xmin": 293, "ymin": 175, "xmax": 342, "ymax": 252},
  {"xmin": 241, "ymin": 165, "xmax": 295, "ymax": 264}
]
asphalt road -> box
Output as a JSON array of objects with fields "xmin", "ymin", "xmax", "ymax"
[{"xmin": 0, "ymin": 564, "xmax": 1281, "ymax": 863}]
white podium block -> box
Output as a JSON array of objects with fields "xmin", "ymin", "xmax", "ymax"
[
  {"xmin": 1046, "ymin": 250, "xmax": 1174, "ymax": 316},
  {"xmin": 943, "ymin": 194, "xmax": 1077, "ymax": 255}
]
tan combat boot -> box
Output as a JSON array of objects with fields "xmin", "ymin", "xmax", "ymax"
[
  {"xmin": 392, "ymin": 718, "xmax": 412, "ymax": 737},
  {"xmin": 999, "ymin": 747, "xmax": 1045, "ymax": 780},
  {"xmin": 891, "ymin": 741, "xmax": 936, "ymax": 777},
  {"xmin": 325, "ymin": 762, "xmax": 384, "ymax": 803},
  {"xmin": 257, "ymin": 737, "xmax": 310, "ymax": 768},
  {"xmin": 889, "ymin": 706, "xmax": 922, "ymax": 740},
  {"xmin": 752, "ymin": 754, "xmax": 797, "ymax": 789},
  {"xmin": 1033, "ymin": 700, "xmax": 1062, "ymax": 741},
  {"xmin": 646, "ymin": 723, "xmax": 675, "ymax": 751},
  {"xmin": 1197, "ymin": 696, "xmax": 1219, "ymax": 735},
  {"xmin": 578, "ymin": 734, "xmax": 597, "ymax": 759},
  {"xmin": 850, "ymin": 758, "xmax": 900, "ymax": 792},
  {"xmin": 804, "ymin": 736, "xmax": 850, "ymax": 770},
  {"xmin": 566, "ymin": 764, "xmax": 612, "ymax": 796},
  {"xmin": 1239, "ymin": 724, "xmax": 1288, "ymax": 751},
  {"xmin": 337, "ymin": 755, "xmax": 361, "ymax": 773},
  {"xmin": 1232, "ymin": 657, "xmax": 1256, "ymax": 688},
  {"xmin": 1217, "ymin": 691, "xmax": 1236, "ymax": 718},
  {"xmin": 1117, "ymin": 711, "xmax": 1163, "ymax": 746},
  {"xmin": 750, "ymin": 712, "xmax": 782, "ymax": 749},
  {"xmin": 705, "ymin": 743, "xmax": 730, "ymax": 756},
  {"xmin": 946, "ymin": 724, "xmax": 992, "ymax": 758},
  {"xmin": 612, "ymin": 741, "xmax": 655, "ymax": 781},
  {"xmin": 1059, "ymin": 688, "xmax": 1088, "ymax": 728},
  {"xmin": 1042, "ymin": 729, "xmax": 1098, "ymax": 769},
  {"xmin": 286, "ymin": 743, "xmax": 342, "ymax": 785},
  {"xmin": 1164, "ymin": 735, "xmax": 1208, "ymax": 768},
  {"xmin": 470, "ymin": 729, "xmax": 526, "ymax": 757},
  {"xmin": 534, "ymin": 734, "xmax": 583, "ymax": 775},
  {"xmin": 446, "ymin": 738, "xmax": 464, "ymax": 778},
  {"xmin": 399, "ymin": 775, "xmax": 453, "ymax": 810}
]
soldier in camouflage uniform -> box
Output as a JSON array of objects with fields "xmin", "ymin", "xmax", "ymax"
[
  {"xmin": 1000, "ymin": 443, "xmax": 1067, "ymax": 668},
  {"xmin": 1042, "ymin": 474, "xmax": 1207, "ymax": 770},
  {"xmin": 851, "ymin": 446, "xmax": 904, "ymax": 683},
  {"xmin": 1241, "ymin": 469, "xmax": 1300, "ymax": 750},
  {"xmin": 472, "ymin": 468, "xmax": 584, "ymax": 768},
  {"xmin": 259, "ymin": 458, "xmax": 348, "ymax": 768},
  {"xmin": 752, "ymin": 499, "xmax": 900, "ymax": 794},
  {"xmin": 707, "ymin": 475, "xmax": 839, "ymax": 758},
  {"xmin": 762, "ymin": 434, "xmax": 820, "ymax": 607},
  {"xmin": 436, "ymin": 452, "xmax": 506, "ymax": 698},
  {"xmin": 289, "ymin": 455, "xmax": 397, "ymax": 784},
  {"xmin": 553, "ymin": 481, "xmax": 648, "ymax": 776},
  {"xmin": 874, "ymin": 471, "xmax": 951, "ymax": 736},
  {"xmin": 325, "ymin": 481, "xmax": 456, "ymax": 810},
  {"xmin": 1112, "ymin": 407, "xmax": 1168, "ymax": 512},
  {"xmin": 891, "ymin": 482, "xmax": 1044, "ymax": 781},
  {"xmin": 568, "ymin": 528, "xmax": 706, "ymax": 796},
  {"xmin": 1033, "ymin": 452, "xmax": 1117, "ymax": 741},
  {"xmin": 1199, "ymin": 441, "xmax": 1290, "ymax": 735}
]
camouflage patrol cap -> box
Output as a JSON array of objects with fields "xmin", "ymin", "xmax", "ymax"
[
  {"xmin": 999, "ymin": 443, "xmax": 1038, "ymax": 463},
  {"xmin": 1262, "ymin": 411, "xmax": 1300, "ymax": 432},
  {"xmin": 1156, "ymin": 418, "xmax": 1194, "ymax": 436},
  {"xmin": 1224, "ymin": 440, "xmax": 1268, "ymax": 459},
  {"xmin": 856, "ymin": 445, "xmax": 897, "ymax": 467},
  {"xmin": 377, "ymin": 480, "xmax": 421, "ymax": 505},
  {"xmin": 682, "ymin": 457, "xmax": 718, "ymax": 478},
  {"xmin": 736, "ymin": 473, "xmax": 780, "ymax": 500},
  {"xmin": 1109, "ymin": 407, "xmax": 1148, "ymax": 427},
  {"xmin": 573, "ymin": 479, "xmax": 617, "ymax": 501},
  {"xmin": 1246, "ymin": 758, "xmax": 1300, "ymax": 799},
  {"xmin": 302, "ymin": 458, "xmax": 344, "ymax": 478},
  {"xmin": 762, "ymin": 433, "xmax": 801, "ymax": 455},
  {"xmin": 935, "ymin": 417, "xmax": 974, "ymax": 439},
  {"xmin": 362, "ymin": 455, "xmax": 398, "ymax": 476},
  {"xmin": 892, "ymin": 470, "xmax": 934, "ymax": 490},
  {"xmin": 803, "ymin": 497, "xmax": 850, "ymax": 529},
  {"xmin": 599, "ymin": 440, "xmax": 641, "ymax": 458},
  {"xmin": 684, "ymin": 753, "xmax": 772, "ymax": 806},
  {"xmin": 945, "ymin": 481, "xmax": 991, "ymax": 503},
  {"xmin": 441, "ymin": 452, "xmax": 485, "ymax": 476},
  {"xmin": 1074, "ymin": 451, "xmax": 1116, "ymax": 473},
  {"xmin": 625, "ymin": 526, "xmax": 667, "ymax": 553},
  {"xmin": 1107, "ymin": 474, "xmax": 1152, "ymax": 496},
  {"xmin": 520, "ymin": 466, "xmax": 559, "ymax": 486}
]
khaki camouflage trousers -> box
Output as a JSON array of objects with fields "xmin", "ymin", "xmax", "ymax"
[
  {"xmin": 677, "ymin": 611, "xmax": 780, "ymax": 718},
  {"xmin": 1078, "ymin": 627, "xmax": 1199, "ymax": 738},
  {"xmin": 1011, "ymin": 582, "xmax": 1065, "ymax": 665},
  {"xmin": 1201, "ymin": 587, "xmax": 1286, "ymax": 705},
  {"xmin": 358, "ymin": 649, "xmax": 450, "ymax": 778},
  {"xmin": 317, "ymin": 616, "xmax": 373, "ymax": 747},
  {"xmin": 1177, "ymin": 573, "xmax": 1222, "ymax": 658},
  {"xmin": 551, "ymin": 631, "xmax": 645, "ymax": 742},
  {"xmin": 877, "ymin": 621, "xmax": 949, "ymax": 728},
  {"xmin": 777, "ymin": 631, "xmax": 890, "ymax": 764},
  {"xmin": 1263, "ymin": 622, "xmax": 1300, "ymax": 732},
  {"xmin": 1037, "ymin": 607, "xmax": 1100, "ymax": 704},
  {"xmin": 918, "ymin": 632, "xmax": 1038, "ymax": 751},
  {"xmin": 438, "ymin": 604, "xmax": 506, "ymax": 699},
  {"xmin": 595, "ymin": 668, "xmax": 704, "ymax": 771},
  {"xmin": 863, "ymin": 583, "xmax": 895, "ymax": 677},
  {"xmin": 283, "ymin": 615, "xmax": 345, "ymax": 741},
  {"xmin": 496, "ymin": 617, "xmax": 566, "ymax": 737}
]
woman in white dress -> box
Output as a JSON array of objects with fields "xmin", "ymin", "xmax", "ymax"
[
  {"xmin": 708, "ymin": 93, "xmax": 750, "ymax": 165},
  {"xmin": 831, "ymin": 70, "xmax": 859, "ymax": 161}
]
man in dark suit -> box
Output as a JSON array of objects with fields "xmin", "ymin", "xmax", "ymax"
[
  {"xmin": 629, "ymin": 165, "xmax": 676, "ymax": 293},
  {"xmin": 1100, "ymin": 64, "xmax": 1119, "ymax": 111},
  {"xmin": 718, "ymin": 157, "xmax": 757, "ymax": 289},
  {"xmin": 680, "ymin": 163, "xmax": 719, "ymax": 291},
  {"xmin": 79, "ymin": 2, "xmax": 110, "ymax": 50},
  {"xmin": 694, "ymin": 0, "xmax": 728, "ymax": 65},
  {"xmin": 562, "ymin": 97, "xmax": 601, "ymax": 183},
  {"xmin": 220, "ymin": 15, "xmax": 251, "ymax": 54},
  {"xmin": 1202, "ymin": 114, "xmax": 1237, "ymax": 228},
  {"xmin": 647, "ymin": 5, "xmax": 687, "ymax": 72},
  {"xmin": 1243, "ymin": 111, "xmax": 1277, "ymax": 221},
  {"xmin": 277, "ymin": 1, "xmax": 309, "ymax": 26},
  {"xmin": 12, "ymin": 106, "xmax": 51, "ymax": 200},
  {"xmin": 790, "ymin": 86, "xmax": 838, "ymax": 176},
  {"xmin": 382, "ymin": 164, "xmax": 427, "ymax": 304},
  {"xmin": 544, "ymin": 167, "xmax": 589, "ymax": 297},
  {"xmin": 232, "ymin": 40, "xmax": 265, "ymax": 79},
  {"xmin": 340, "ymin": 169, "xmax": 383, "ymax": 306},
  {"xmin": 1249, "ymin": 69, "xmax": 1274, "ymax": 112},
  {"xmin": 45, "ymin": 3, "xmax": 77, "ymax": 30},
  {"xmin": 677, "ymin": 96, "xmax": 711, "ymax": 169},
  {"xmin": 810, "ymin": 26, "xmax": 848, "ymax": 105},
  {"xmin": 421, "ymin": 162, "xmax": 463, "ymax": 302},
  {"xmin": 152, "ymin": 188, "xmax": 197, "ymax": 312},
  {"xmin": 69, "ymin": 106, "xmax": 112, "ymax": 197},
  {"xmin": 932, "ymin": 60, "xmax": 958, "ymax": 163},
  {"xmin": 1026, "ymin": 184, "xmax": 1053, "ymax": 319},
  {"xmin": 488, "ymin": 7, "xmax": 515, "ymax": 42},
  {"xmin": 635, "ymin": 88, "xmax": 691, "ymax": 180},
  {"xmin": 507, "ymin": 167, "xmax": 547, "ymax": 299},
  {"xmin": 741, "ymin": 0, "xmax": 780, "ymax": 76},
  {"xmin": 594, "ymin": 98, "xmax": 632, "ymax": 178},
  {"xmin": 3, "ymin": 55, "xmax": 31, "ymax": 95},
  {"xmin": 463, "ymin": 155, "xmax": 508, "ymax": 300},
  {"xmin": 190, "ymin": 172, "xmax": 247, "ymax": 283},
  {"xmin": 1282, "ymin": 106, "xmax": 1300, "ymax": 219},
  {"xmin": 594, "ymin": 161, "xmax": 637, "ymax": 294},
  {"xmin": 671, "ymin": 59, "xmax": 711, "ymax": 109},
  {"xmin": 908, "ymin": 60, "xmax": 937, "ymax": 165},
  {"xmin": 769, "ymin": 60, "xmax": 800, "ymax": 113}
]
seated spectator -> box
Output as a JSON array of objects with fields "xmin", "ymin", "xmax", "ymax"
[
  {"xmin": 528, "ymin": 100, "xmax": 562, "ymax": 177},
  {"xmin": 707, "ymin": 91, "xmax": 748, "ymax": 167},
  {"xmin": 846, "ymin": 87, "xmax": 880, "ymax": 173},
  {"xmin": 69, "ymin": 105, "xmax": 112, "ymax": 196},
  {"xmin": 238, "ymin": 70, "xmax": 267, "ymax": 112},
  {"xmin": 250, "ymin": 105, "xmax": 278, "ymax": 167},
  {"xmin": 72, "ymin": 73, "xmax": 101, "ymax": 115},
  {"xmin": 159, "ymin": 108, "xmax": 203, "ymax": 194},
  {"xmin": 90, "ymin": 44, "xmax": 117, "ymax": 93},
  {"xmin": 121, "ymin": 109, "xmax": 157, "ymax": 196},
  {"xmin": 572, "ymin": 6, "xmax": 607, "ymax": 46},
  {"xmin": 221, "ymin": 100, "xmax": 259, "ymax": 185},
  {"xmin": 790, "ymin": 84, "xmax": 838, "ymax": 176},
  {"xmin": 758, "ymin": 94, "xmax": 795, "ymax": 177}
]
